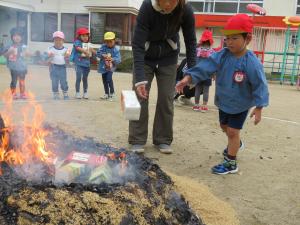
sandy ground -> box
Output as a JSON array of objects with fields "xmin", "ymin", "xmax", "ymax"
[{"xmin": 0, "ymin": 65, "xmax": 299, "ymax": 225}]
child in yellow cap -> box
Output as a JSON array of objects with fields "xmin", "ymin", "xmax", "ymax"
[{"xmin": 96, "ymin": 32, "xmax": 121, "ymax": 101}]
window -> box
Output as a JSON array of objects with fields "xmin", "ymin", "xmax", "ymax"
[
  {"xmin": 188, "ymin": 0, "xmax": 264, "ymax": 14},
  {"xmin": 31, "ymin": 13, "xmax": 58, "ymax": 42},
  {"xmin": 61, "ymin": 14, "xmax": 89, "ymax": 43},
  {"xmin": 90, "ymin": 13, "xmax": 134, "ymax": 45},
  {"xmin": 215, "ymin": 2, "xmax": 238, "ymax": 13},
  {"xmin": 297, "ymin": 0, "xmax": 300, "ymax": 14},
  {"xmin": 190, "ymin": 2, "xmax": 204, "ymax": 12}
]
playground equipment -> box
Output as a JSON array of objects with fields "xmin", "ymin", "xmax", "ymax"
[
  {"xmin": 255, "ymin": 27, "xmax": 299, "ymax": 83},
  {"xmin": 249, "ymin": 18, "xmax": 300, "ymax": 86},
  {"xmin": 244, "ymin": 4, "xmax": 300, "ymax": 87},
  {"xmin": 246, "ymin": 4, "xmax": 267, "ymax": 63},
  {"xmin": 281, "ymin": 16, "xmax": 300, "ymax": 87}
]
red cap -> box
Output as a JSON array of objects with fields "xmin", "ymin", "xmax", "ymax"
[
  {"xmin": 221, "ymin": 14, "xmax": 253, "ymax": 35},
  {"xmin": 76, "ymin": 27, "xmax": 89, "ymax": 37},
  {"xmin": 199, "ymin": 29, "xmax": 214, "ymax": 45}
]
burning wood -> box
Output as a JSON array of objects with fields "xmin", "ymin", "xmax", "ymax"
[{"xmin": 0, "ymin": 90, "xmax": 55, "ymax": 176}]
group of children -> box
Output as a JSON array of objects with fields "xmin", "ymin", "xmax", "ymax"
[{"xmin": 1, "ymin": 27, "xmax": 121, "ymax": 100}]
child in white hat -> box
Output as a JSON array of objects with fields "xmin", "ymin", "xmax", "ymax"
[{"xmin": 48, "ymin": 31, "xmax": 70, "ymax": 100}]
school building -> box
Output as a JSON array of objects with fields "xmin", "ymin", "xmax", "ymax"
[
  {"xmin": 0, "ymin": 0, "xmax": 142, "ymax": 51},
  {"xmin": 0, "ymin": 0, "xmax": 299, "ymax": 54}
]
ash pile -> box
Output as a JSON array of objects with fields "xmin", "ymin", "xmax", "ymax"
[{"xmin": 0, "ymin": 125, "xmax": 204, "ymax": 225}]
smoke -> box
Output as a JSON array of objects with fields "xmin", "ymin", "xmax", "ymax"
[{"xmin": 13, "ymin": 162, "xmax": 51, "ymax": 183}]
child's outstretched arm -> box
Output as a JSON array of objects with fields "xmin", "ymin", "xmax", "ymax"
[
  {"xmin": 176, "ymin": 55, "xmax": 218, "ymax": 93},
  {"xmin": 175, "ymin": 75, "xmax": 191, "ymax": 94}
]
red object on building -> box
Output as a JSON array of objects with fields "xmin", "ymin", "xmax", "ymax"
[
  {"xmin": 194, "ymin": 14, "xmax": 288, "ymax": 29},
  {"xmin": 246, "ymin": 4, "xmax": 266, "ymax": 16}
]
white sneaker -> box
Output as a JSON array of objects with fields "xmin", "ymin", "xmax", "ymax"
[
  {"xmin": 109, "ymin": 93, "xmax": 116, "ymax": 101},
  {"xmin": 75, "ymin": 92, "xmax": 81, "ymax": 99},
  {"xmin": 83, "ymin": 92, "xmax": 89, "ymax": 99},
  {"xmin": 130, "ymin": 144, "xmax": 145, "ymax": 153},
  {"xmin": 178, "ymin": 95, "xmax": 192, "ymax": 105},
  {"xmin": 100, "ymin": 94, "xmax": 109, "ymax": 100},
  {"xmin": 156, "ymin": 144, "xmax": 173, "ymax": 154}
]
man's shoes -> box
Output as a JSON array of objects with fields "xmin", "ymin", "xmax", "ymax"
[
  {"xmin": 130, "ymin": 144, "xmax": 145, "ymax": 153},
  {"xmin": 155, "ymin": 144, "xmax": 173, "ymax": 154}
]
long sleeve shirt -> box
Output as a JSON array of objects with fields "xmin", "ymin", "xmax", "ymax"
[
  {"xmin": 185, "ymin": 48, "xmax": 269, "ymax": 114},
  {"xmin": 132, "ymin": 0, "xmax": 196, "ymax": 83},
  {"xmin": 96, "ymin": 44, "xmax": 121, "ymax": 74}
]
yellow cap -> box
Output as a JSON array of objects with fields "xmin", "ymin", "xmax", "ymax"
[{"xmin": 104, "ymin": 32, "xmax": 116, "ymax": 40}]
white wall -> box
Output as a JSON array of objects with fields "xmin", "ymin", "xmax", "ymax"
[
  {"xmin": 264, "ymin": 0, "xmax": 297, "ymax": 16},
  {"xmin": 3, "ymin": 0, "xmax": 137, "ymax": 13},
  {"xmin": 128, "ymin": 0, "xmax": 143, "ymax": 9}
]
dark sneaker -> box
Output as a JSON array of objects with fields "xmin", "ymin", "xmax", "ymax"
[
  {"xmin": 63, "ymin": 92, "xmax": 69, "ymax": 100},
  {"xmin": 211, "ymin": 158, "xmax": 238, "ymax": 175},
  {"xmin": 223, "ymin": 140, "xmax": 244, "ymax": 156}
]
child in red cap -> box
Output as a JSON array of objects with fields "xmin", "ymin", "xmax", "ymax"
[
  {"xmin": 176, "ymin": 14, "xmax": 269, "ymax": 175},
  {"xmin": 193, "ymin": 29, "xmax": 215, "ymax": 112},
  {"xmin": 71, "ymin": 28, "xmax": 96, "ymax": 99}
]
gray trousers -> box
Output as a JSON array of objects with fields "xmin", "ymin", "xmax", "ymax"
[
  {"xmin": 128, "ymin": 64, "xmax": 177, "ymax": 146},
  {"xmin": 194, "ymin": 84, "xmax": 210, "ymax": 104}
]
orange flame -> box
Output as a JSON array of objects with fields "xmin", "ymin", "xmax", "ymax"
[{"xmin": 0, "ymin": 90, "xmax": 55, "ymax": 174}]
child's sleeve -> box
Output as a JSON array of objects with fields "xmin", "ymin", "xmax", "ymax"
[
  {"xmin": 248, "ymin": 59, "xmax": 269, "ymax": 108},
  {"xmin": 184, "ymin": 51, "xmax": 221, "ymax": 85},
  {"xmin": 1, "ymin": 45, "xmax": 10, "ymax": 56},
  {"xmin": 113, "ymin": 48, "xmax": 121, "ymax": 65},
  {"xmin": 96, "ymin": 46, "xmax": 105, "ymax": 58},
  {"xmin": 74, "ymin": 40, "xmax": 82, "ymax": 51}
]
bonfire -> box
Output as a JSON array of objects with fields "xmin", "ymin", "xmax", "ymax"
[{"xmin": 0, "ymin": 90, "xmax": 204, "ymax": 225}]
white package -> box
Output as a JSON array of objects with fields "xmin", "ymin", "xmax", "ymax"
[{"xmin": 121, "ymin": 90, "xmax": 141, "ymax": 121}]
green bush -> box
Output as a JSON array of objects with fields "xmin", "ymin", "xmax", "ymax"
[
  {"xmin": 116, "ymin": 57, "xmax": 133, "ymax": 73},
  {"xmin": 0, "ymin": 56, "xmax": 7, "ymax": 65}
]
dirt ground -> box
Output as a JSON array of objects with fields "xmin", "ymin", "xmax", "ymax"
[{"xmin": 0, "ymin": 65, "xmax": 299, "ymax": 225}]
